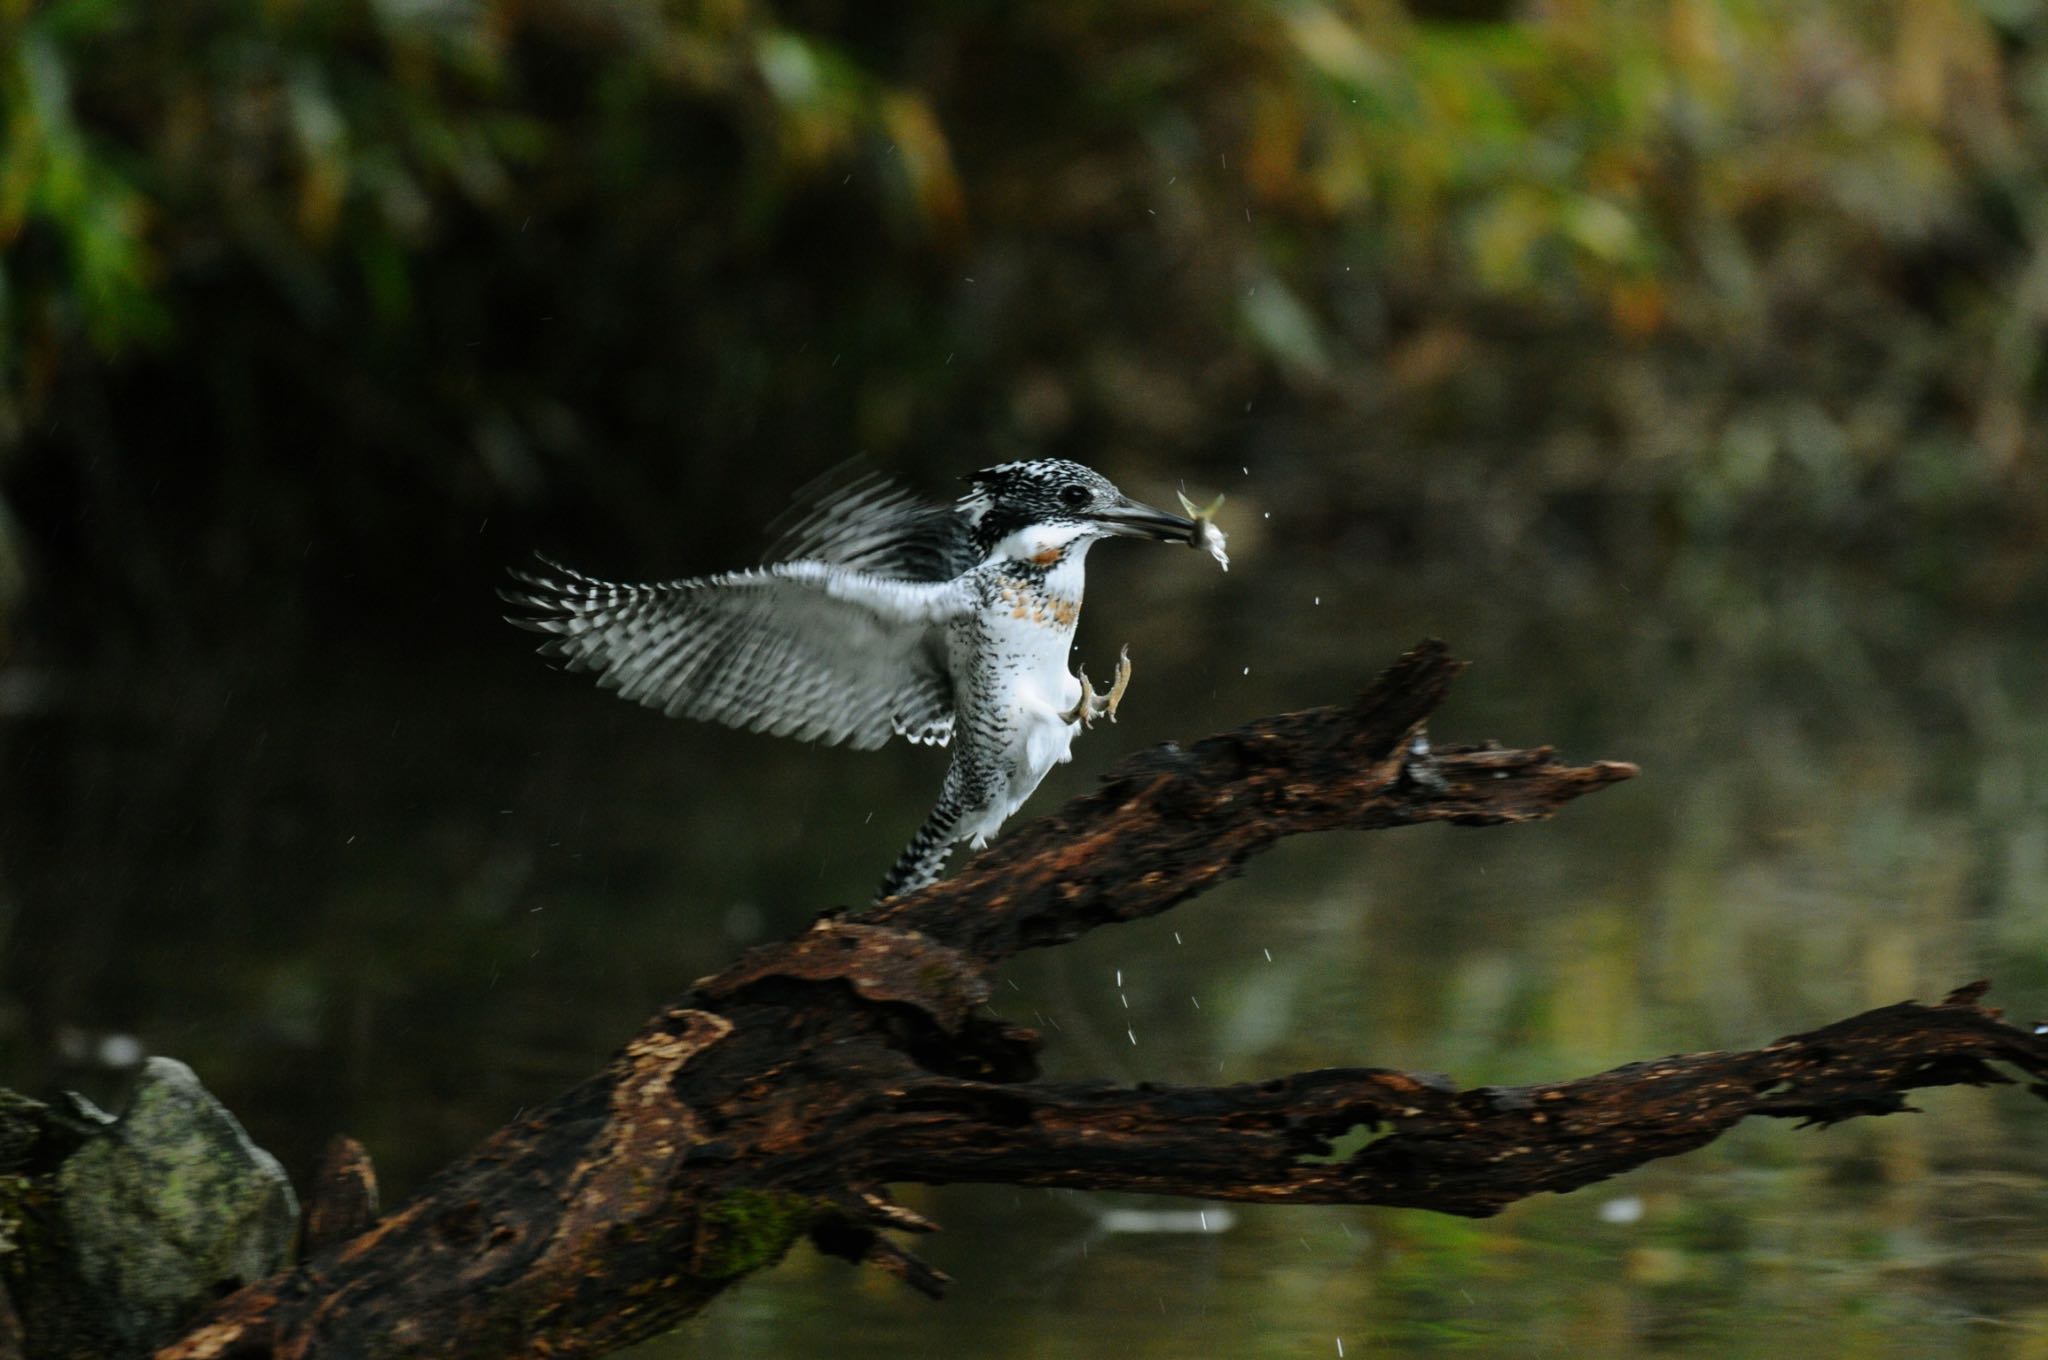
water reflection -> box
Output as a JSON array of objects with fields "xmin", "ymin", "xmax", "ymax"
[{"xmin": 2, "ymin": 534, "xmax": 2045, "ymax": 1356}]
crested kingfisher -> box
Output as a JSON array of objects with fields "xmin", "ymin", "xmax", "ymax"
[{"xmin": 505, "ymin": 459, "xmax": 1229, "ymax": 900}]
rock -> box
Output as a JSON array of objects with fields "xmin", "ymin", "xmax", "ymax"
[{"xmin": 54, "ymin": 1058, "xmax": 298, "ymax": 1351}]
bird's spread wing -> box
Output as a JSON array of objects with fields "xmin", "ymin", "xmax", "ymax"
[
  {"xmin": 505, "ymin": 475, "xmax": 981, "ymax": 749},
  {"xmin": 763, "ymin": 463, "xmax": 981, "ymax": 581}
]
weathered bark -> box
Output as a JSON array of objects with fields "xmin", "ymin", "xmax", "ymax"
[
  {"xmin": 862, "ymin": 980, "xmax": 2046, "ymax": 1215},
  {"xmin": 294, "ymin": 1138, "xmax": 380, "ymax": 1261},
  {"xmin": 142, "ymin": 641, "xmax": 2048, "ymax": 1359}
]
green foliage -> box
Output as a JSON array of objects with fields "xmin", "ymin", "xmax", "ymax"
[{"xmin": 0, "ymin": 0, "xmax": 2042, "ymax": 638}]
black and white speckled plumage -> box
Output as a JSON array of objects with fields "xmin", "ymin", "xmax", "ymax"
[{"xmin": 505, "ymin": 459, "xmax": 1205, "ymax": 900}]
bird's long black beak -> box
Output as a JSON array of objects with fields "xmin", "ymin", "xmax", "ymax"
[{"xmin": 1092, "ymin": 496, "xmax": 1197, "ymax": 543}]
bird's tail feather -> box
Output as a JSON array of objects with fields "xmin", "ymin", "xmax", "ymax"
[{"xmin": 876, "ymin": 792, "xmax": 963, "ymax": 902}]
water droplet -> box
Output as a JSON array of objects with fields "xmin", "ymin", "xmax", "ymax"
[{"xmin": 1599, "ymin": 1196, "xmax": 1644, "ymax": 1225}]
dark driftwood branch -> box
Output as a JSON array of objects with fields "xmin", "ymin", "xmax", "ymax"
[
  {"xmin": 866, "ymin": 639, "xmax": 1634, "ymax": 959},
  {"xmin": 862, "ymin": 980, "xmax": 2048, "ymax": 1215},
  {"xmin": 140, "ymin": 642, "xmax": 2047, "ymax": 1360}
]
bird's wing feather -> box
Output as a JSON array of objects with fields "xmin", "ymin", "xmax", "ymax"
[
  {"xmin": 763, "ymin": 464, "xmax": 981, "ymax": 582},
  {"xmin": 503, "ymin": 557, "xmax": 972, "ymax": 749}
]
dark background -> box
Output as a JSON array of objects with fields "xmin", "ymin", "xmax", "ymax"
[{"xmin": 5, "ymin": 0, "xmax": 2042, "ymax": 655}]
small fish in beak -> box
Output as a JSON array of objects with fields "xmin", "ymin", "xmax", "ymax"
[{"xmin": 1177, "ymin": 489, "xmax": 1230, "ymax": 571}]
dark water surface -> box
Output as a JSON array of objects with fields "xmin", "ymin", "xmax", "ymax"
[{"xmin": 3, "ymin": 517, "xmax": 2046, "ymax": 1356}]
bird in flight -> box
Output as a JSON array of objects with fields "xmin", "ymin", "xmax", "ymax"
[{"xmin": 505, "ymin": 459, "xmax": 1229, "ymax": 900}]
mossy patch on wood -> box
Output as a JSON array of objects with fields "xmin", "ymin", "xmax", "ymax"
[{"xmin": 694, "ymin": 1191, "xmax": 820, "ymax": 1279}]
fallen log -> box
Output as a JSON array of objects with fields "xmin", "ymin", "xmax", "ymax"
[{"xmin": 121, "ymin": 640, "xmax": 2047, "ymax": 1358}]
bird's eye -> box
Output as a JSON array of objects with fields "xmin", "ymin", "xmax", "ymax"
[{"xmin": 1059, "ymin": 483, "xmax": 1090, "ymax": 509}]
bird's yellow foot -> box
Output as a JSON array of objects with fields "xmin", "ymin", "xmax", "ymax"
[
  {"xmin": 1105, "ymin": 643, "xmax": 1132, "ymax": 720},
  {"xmin": 1065, "ymin": 645, "xmax": 1134, "ymax": 727}
]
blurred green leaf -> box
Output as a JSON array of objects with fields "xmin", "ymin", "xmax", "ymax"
[{"xmin": 0, "ymin": 0, "xmax": 2041, "ymax": 637}]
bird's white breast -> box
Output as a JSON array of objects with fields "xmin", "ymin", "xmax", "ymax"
[{"xmin": 954, "ymin": 550, "xmax": 1091, "ymax": 846}]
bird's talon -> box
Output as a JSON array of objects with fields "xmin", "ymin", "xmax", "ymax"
[
  {"xmin": 1062, "ymin": 665, "xmax": 1089, "ymax": 726},
  {"xmin": 1105, "ymin": 645, "xmax": 1133, "ymax": 722},
  {"xmin": 1063, "ymin": 647, "xmax": 1133, "ymax": 727},
  {"xmin": 1063, "ymin": 662, "xmax": 1111, "ymax": 727}
]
